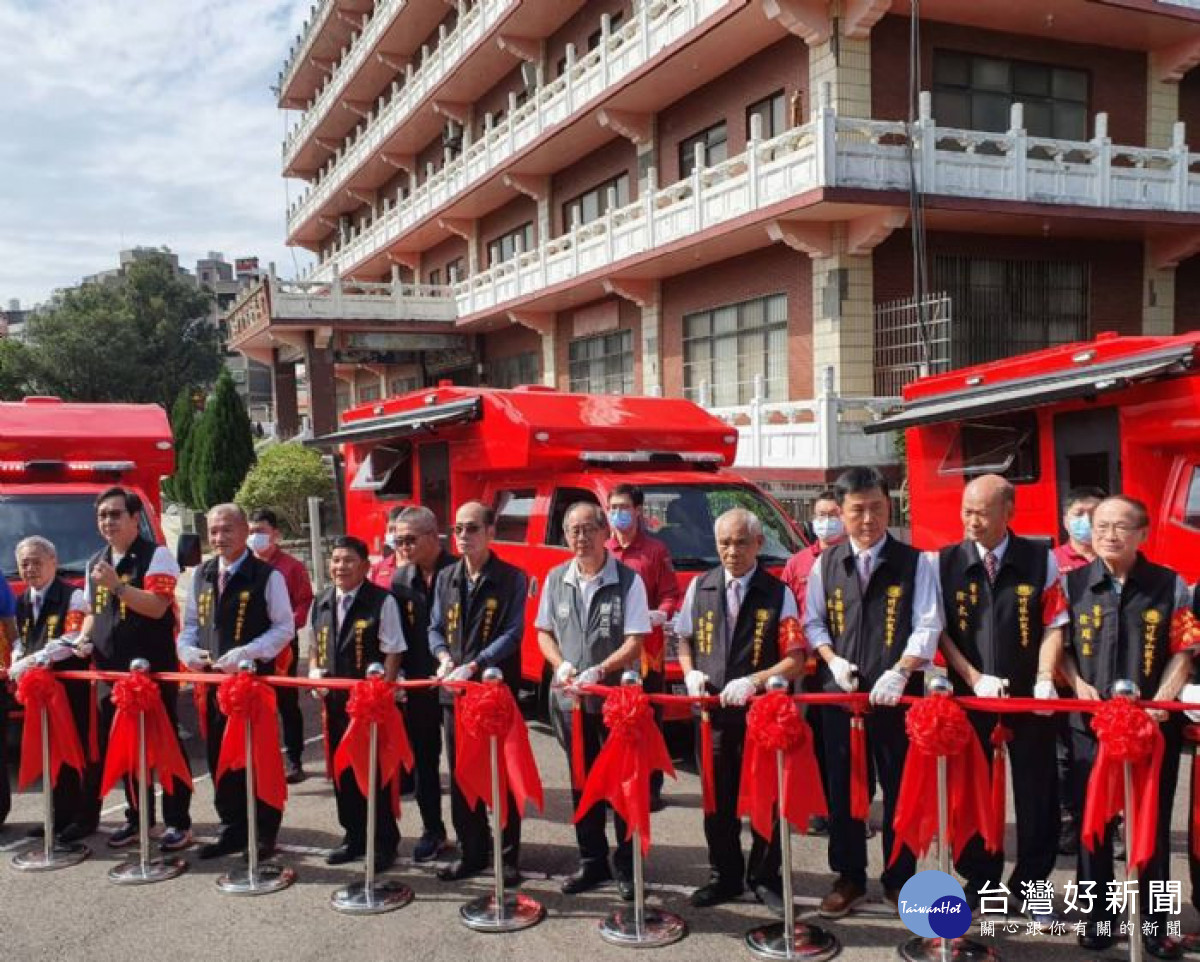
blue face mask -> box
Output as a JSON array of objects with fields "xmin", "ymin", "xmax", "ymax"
[
  {"xmin": 1066, "ymin": 515, "xmax": 1092, "ymax": 544},
  {"xmin": 811, "ymin": 516, "xmax": 844, "ymax": 543},
  {"xmin": 608, "ymin": 508, "xmax": 635, "ymax": 532}
]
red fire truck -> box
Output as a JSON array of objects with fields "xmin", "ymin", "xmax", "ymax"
[
  {"xmin": 867, "ymin": 330, "xmax": 1200, "ymax": 580},
  {"xmin": 318, "ymin": 384, "xmax": 807, "ymax": 713}
]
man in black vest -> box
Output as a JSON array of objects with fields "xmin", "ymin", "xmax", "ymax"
[
  {"xmin": 0, "ymin": 575, "xmax": 15, "ymax": 832},
  {"xmin": 675, "ymin": 507, "xmax": 805, "ymax": 911},
  {"xmin": 428, "ymin": 501, "xmax": 528, "ymax": 883},
  {"xmin": 78, "ymin": 487, "xmax": 192, "ymax": 851},
  {"xmin": 1060, "ymin": 496, "xmax": 1191, "ymax": 959},
  {"xmin": 308, "ymin": 535, "xmax": 406, "ymax": 869},
  {"xmin": 802, "ymin": 466, "xmax": 943, "ymax": 918},
  {"xmin": 10, "ymin": 536, "xmax": 96, "ymax": 841},
  {"xmin": 177, "ymin": 503, "xmax": 294, "ymax": 860},
  {"xmin": 388, "ymin": 504, "xmax": 455, "ymax": 864},
  {"xmin": 938, "ymin": 474, "xmax": 1066, "ymax": 917},
  {"xmin": 536, "ymin": 501, "xmax": 650, "ymax": 898}
]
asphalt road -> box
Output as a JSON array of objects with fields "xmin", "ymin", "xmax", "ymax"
[{"xmin": 1, "ymin": 693, "xmax": 1197, "ymax": 962}]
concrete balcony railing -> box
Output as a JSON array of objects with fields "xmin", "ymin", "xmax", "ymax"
[
  {"xmin": 287, "ymin": 0, "xmax": 723, "ymax": 239},
  {"xmin": 277, "ymin": 0, "xmax": 338, "ymax": 104},
  {"xmin": 1162, "ymin": 0, "xmax": 1200, "ymax": 9}
]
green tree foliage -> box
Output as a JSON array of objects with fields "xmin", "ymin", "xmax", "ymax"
[
  {"xmin": 191, "ymin": 370, "xmax": 256, "ymax": 509},
  {"xmin": 0, "ymin": 338, "xmax": 32, "ymax": 400},
  {"xmin": 236, "ymin": 442, "xmax": 333, "ymax": 536},
  {"xmin": 23, "ymin": 253, "xmax": 221, "ymax": 408},
  {"xmin": 163, "ymin": 386, "xmax": 198, "ymax": 505}
]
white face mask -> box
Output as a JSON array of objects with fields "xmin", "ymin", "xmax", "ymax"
[
  {"xmin": 247, "ymin": 532, "xmax": 272, "ymax": 554},
  {"xmin": 811, "ymin": 516, "xmax": 845, "ymax": 542}
]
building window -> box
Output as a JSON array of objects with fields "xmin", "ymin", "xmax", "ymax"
[
  {"xmin": 587, "ymin": 11, "xmax": 625, "ymax": 51},
  {"xmin": 359, "ymin": 383, "xmax": 382, "ymax": 403},
  {"xmin": 446, "ymin": 257, "xmax": 464, "ymax": 283},
  {"xmin": 488, "ymin": 351, "xmax": 540, "ymax": 389},
  {"xmin": 390, "ymin": 375, "xmax": 421, "ymax": 395},
  {"xmin": 568, "ymin": 329, "xmax": 634, "ymax": 395},
  {"xmin": 563, "ymin": 173, "xmax": 630, "ymax": 229},
  {"xmin": 487, "ymin": 222, "xmax": 535, "ymax": 267},
  {"xmin": 683, "ymin": 293, "xmax": 788, "ymax": 407},
  {"xmin": 493, "ymin": 488, "xmax": 537, "ymax": 543},
  {"xmin": 679, "ymin": 121, "xmax": 728, "ymax": 178},
  {"xmin": 932, "ymin": 51, "xmax": 1088, "ymax": 140},
  {"xmin": 428, "ymin": 268, "xmax": 441, "ymax": 286},
  {"xmin": 934, "ymin": 255, "xmax": 1089, "ymax": 367},
  {"xmin": 746, "ymin": 90, "xmax": 786, "ymax": 140}
]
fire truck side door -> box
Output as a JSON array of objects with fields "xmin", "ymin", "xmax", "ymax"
[
  {"xmin": 1052, "ymin": 407, "xmax": 1120, "ymax": 501},
  {"xmin": 1160, "ymin": 459, "xmax": 1200, "ymax": 585}
]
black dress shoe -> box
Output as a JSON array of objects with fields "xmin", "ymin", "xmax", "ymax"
[
  {"xmin": 376, "ymin": 849, "xmax": 398, "ymax": 873},
  {"xmin": 649, "ymin": 795, "xmax": 666, "ymax": 813},
  {"xmin": 325, "ymin": 843, "xmax": 360, "ymax": 866},
  {"xmin": 1144, "ymin": 936, "xmax": 1184, "ymax": 960},
  {"xmin": 690, "ymin": 880, "xmax": 745, "ymax": 907},
  {"xmin": 242, "ymin": 838, "xmax": 277, "ymax": 862},
  {"xmin": 198, "ymin": 835, "xmax": 245, "ymax": 860},
  {"xmin": 617, "ymin": 878, "xmax": 636, "ymax": 902},
  {"xmin": 754, "ymin": 884, "xmax": 785, "ymax": 917},
  {"xmin": 57, "ymin": 823, "xmax": 97, "ymax": 844},
  {"xmin": 438, "ymin": 859, "xmax": 486, "ymax": 882},
  {"xmin": 502, "ymin": 863, "xmax": 522, "ymax": 887},
  {"xmin": 561, "ymin": 864, "xmax": 613, "ymax": 894},
  {"xmin": 1078, "ymin": 932, "xmax": 1116, "ymax": 952}
]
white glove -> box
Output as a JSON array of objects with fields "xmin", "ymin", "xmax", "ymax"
[
  {"xmin": 972, "ymin": 674, "xmax": 1007, "ymax": 699},
  {"xmin": 648, "ymin": 609, "xmax": 668, "ymax": 628},
  {"xmin": 663, "ymin": 616, "xmax": 679, "ymax": 636},
  {"xmin": 436, "ymin": 656, "xmax": 454, "ymax": 680},
  {"xmin": 447, "ymin": 664, "xmax": 475, "ymax": 683},
  {"xmin": 554, "ymin": 661, "xmax": 576, "ymax": 687},
  {"xmin": 7, "ymin": 655, "xmax": 35, "ymax": 680},
  {"xmin": 1181, "ymin": 683, "xmax": 1200, "ymax": 722},
  {"xmin": 308, "ymin": 666, "xmax": 328, "ymax": 699},
  {"xmin": 720, "ymin": 676, "xmax": 757, "ymax": 707},
  {"xmin": 684, "ymin": 669, "xmax": 709, "ymax": 698},
  {"xmin": 828, "ymin": 656, "xmax": 859, "ymax": 693},
  {"xmin": 215, "ymin": 646, "xmax": 252, "ymax": 673},
  {"xmin": 575, "ymin": 666, "xmax": 604, "ymax": 688},
  {"xmin": 870, "ymin": 669, "xmax": 908, "ymax": 707},
  {"xmin": 41, "ymin": 641, "xmax": 77, "ymax": 663},
  {"xmin": 179, "ymin": 645, "xmax": 211, "ymax": 672},
  {"xmin": 1033, "ymin": 679, "xmax": 1056, "ymax": 716},
  {"xmin": 73, "ymin": 639, "xmax": 94, "ymax": 658}
]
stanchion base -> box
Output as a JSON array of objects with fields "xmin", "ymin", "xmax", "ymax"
[
  {"xmin": 11, "ymin": 842, "xmax": 90, "ymax": 872},
  {"xmin": 745, "ymin": 921, "xmax": 839, "ymax": 960},
  {"xmin": 461, "ymin": 892, "xmax": 546, "ymax": 932},
  {"xmin": 600, "ymin": 908, "xmax": 688, "ymax": 948},
  {"xmin": 898, "ymin": 936, "xmax": 997, "ymax": 962},
  {"xmin": 108, "ymin": 855, "xmax": 187, "ymax": 884},
  {"xmin": 331, "ymin": 880, "xmax": 414, "ymax": 914},
  {"xmin": 216, "ymin": 862, "xmax": 297, "ymax": 896}
]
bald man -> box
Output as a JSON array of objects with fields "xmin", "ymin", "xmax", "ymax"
[{"xmin": 937, "ymin": 474, "xmax": 1067, "ymax": 920}]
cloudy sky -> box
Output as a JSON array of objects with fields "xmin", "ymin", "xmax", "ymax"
[{"xmin": 0, "ymin": 0, "xmax": 316, "ymax": 308}]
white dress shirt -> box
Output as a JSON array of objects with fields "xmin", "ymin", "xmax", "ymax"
[{"xmin": 176, "ymin": 550, "xmax": 295, "ymax": 661}]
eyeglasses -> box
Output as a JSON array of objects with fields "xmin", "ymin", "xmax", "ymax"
[
  {"xmin": 566, "ymin": 524, "xmax": 600, "ymax": 539},
  {"xmin": 394, "ymin": 536, "xmax": 421, "ymax": 548},
  {"xmin": 453, "ymin": 523, "xmax": 483, "ymax": 536},
  {"xmin": 97, "ymin": 509, "xmax": 126, "ymax": 520},
  {"xmin": 1093, "ymin": 523, "xmax": 1143, "ymax": 536}
]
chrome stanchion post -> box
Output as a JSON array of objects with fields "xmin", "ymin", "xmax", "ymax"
[
  {"xmin": 461, "ymin": 667, "xmax": 545, "ymax": 932},
  {"xmin": 598, "ymin": 670, "xmax": 686, "ymax": 947},
  {"xmin": 745, "ymin": 676, "xmax": 838, "ymax": 960},
  {"xmin": 1112, "ymin": 679, "xmax": 1143, "ymax": 962},
  {"xmin": 900, "ymin": 676, "xmax": 996, "ymax": 962},
  {"xmin": 332, "ymin": 663, "xmax": 413, "ymax": 914},
  {"xmin": 109, "ymin": 659, "xmax": 185, "ymax": 883},
  {"xmin": 13, "ymin": 654, "xmax": 89, "ymax": 871},
  {"xmin": 217, "ymin": 661, "xmax": 295, "ymax": 895}
]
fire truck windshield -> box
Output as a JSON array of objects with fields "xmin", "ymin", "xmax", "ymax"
[
  {"xmin": 0, "ymin": 494, "xmax": 154, "ymax": 580},
  {"xmin": 638, "ymin": 483, "xmax": 803, "ymax": 571}
]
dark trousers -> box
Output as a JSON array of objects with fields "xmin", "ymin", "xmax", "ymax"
[
  {"xmin": 0, "ymin": 686, "xmax": 9, "ymax": 827},
  {"xmin": 277, "ymin": 640, "xmax": 304, "ymax": 766},
  {"xmin": 821, "ymin": 704, "xmax": 915, "ymax": 891},
  {"xmin": 327, "ymin": 692, "xmax": 399, "ymax": 855},
  {"xmin": 554, "ymin": 705, "xmax": 632, "ymax": 879},
  {"xmin": 204, "ymin": 687, "xmax": 281, "ymax": 846},
  {"xmin": 956, "ymin": 712, "xmax": 1059, "ymax": 895},
  {"xmin": 1070, "ymin": 717, "xmax": 1181, "ymax": 935},
  {"xmin": 405, "ymin": 691, "xmax": 445, "ymax": 837},
  {"xmin": 99, "ymin": 680, "xmax": 192, "ymax": 830},
  {"xmin": 697, "ymin": 711, "xmax": 782, "ymax": 891},
  {"xmin": 443, "ymin": 701, "xmax": 520, "ymax": 868},
  {"xmin": 802, "ymin": 671, "xmax": 830, "ymax": 804},
  {"xmin": 53, "ymin": 678, "xmax": 101, "ymax": 831},
  {"xmin": 645, "ymin": 667, "xmax": 665, "ymax": 802}
]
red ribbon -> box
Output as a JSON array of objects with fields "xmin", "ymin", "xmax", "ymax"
[
  {"xmin": 849, "ymin": 710, "xmax": 870, "ymax": 822},
  {"xmin": 699, "ymin": 711, "xmax": 717, "ymax": 815},
  {"xmin": 1082, "ymin": 699, "xmax": 1164, "ymax": 872},
  {"xmin": 15, "ymin": 667, "xmax": 85, "ymax": 790},
  {"xmin": 215, "ymin": 673, "xmax": 287, "ymax": 812},
  {"xmin": 737, "ymin": 691, "xmax": 826, "ymax": 840},
  {"xmin": 575, "ymin": 685, "xmax": 674, "ymax": 855},
  {"xmin": 891, "ymin": 696, "xmax": 994, "ymax": 865},
  {"xmin": 192, "ymin": 681, "xmax": 208, "ymax": 741},
  {"xmin": 454, "ymin": 682, "xmax": 544, "ymax": 828},
  {"xmin": 100, "ymin": 671, "xmax": 192, "ymax": 797},
  {"xmin": 333, "ymin": 678, "xmax": 413, "ymax": 817},
  {"xmin": 989, "ymin": 720, "xmax": 1013, "ymax": 851},
  {"xmin": 1186, "ymin": 724, "xmax": 1200, "ymax": 859}
]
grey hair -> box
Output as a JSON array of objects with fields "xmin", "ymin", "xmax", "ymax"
[
  {"xmin": 563, "ymin": 501, "xmax": 607, "ymax": 532},
  {"xmin": 16, "ymin": 536, "xmax": 57, "ymax": 561},
  {"xmin": 714, "ymin": 507, "xmax": 763, "ymax": 539},
  {"xmin": 395, "ymin": 504, "xmax": 438, "ymax": 535},
  {"xmin": 207, "ymin": 503, "xmax": 248, "ymax": 524}
]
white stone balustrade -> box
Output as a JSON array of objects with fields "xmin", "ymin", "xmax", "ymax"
[{"xmin": 278, "ymin": 0, "xmax": 338, "ymax": 104}]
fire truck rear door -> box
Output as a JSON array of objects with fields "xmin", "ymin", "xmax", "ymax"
[{"xmin": 1051, "ymin": 407, "xmax": 1120, "ymax": 497}]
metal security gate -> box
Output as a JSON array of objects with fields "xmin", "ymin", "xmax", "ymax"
[{"xmin": 874, "ymin": 294, "xmax": 952, "ymax": 396}]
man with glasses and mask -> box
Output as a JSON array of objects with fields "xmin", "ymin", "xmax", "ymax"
[
  {"xmin": 536, "ymin": 501, "xmax": 650, "ymax": 899},
  {"xmin": 369, "ymin": 505, "xmax": 407, "ymax": 590},
  {"xmin": 77, "ymin": 486, "xmax": 193, "ymax": 852},
  {"xmin": 387, "ymin": 504, "xmax": 455, "ymax": 864},
  {"xmin": 1061, "ymin": 495, "xmax": 1192, "ymax": 959},
  {"xmin": 429, "ymin": 501, "xmax": 528, "ymax": 883}
]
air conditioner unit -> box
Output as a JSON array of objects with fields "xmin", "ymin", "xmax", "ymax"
[{"xmin": 442, "ymin": 120, "xmax": 463, "ymax": 150}]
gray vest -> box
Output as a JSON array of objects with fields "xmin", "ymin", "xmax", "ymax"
[{"xmin": 544, "ymin": 557, "xmax": 637, "ymax": 714}]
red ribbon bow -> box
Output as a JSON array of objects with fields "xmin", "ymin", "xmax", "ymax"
[
  {"xmin": 333, "ymin": 677, "xmax": 414, "ymax": 816},
  {"xmin": 1082, "ymin": 698, "xmax": 1163, "ymax": 872},
  {"xmin": 215, "ymin": 672, "xmax": 287, "ymax": 811},
  {"xmin": 1171, "ymin": 608, "xmax": 1200, "ymax": 655},
  {"xmin": 575, "ymin": 685, "xmax": 674, "ymax": 855},
  {"xmin": 454, "ymin": 682, "xmax": 544, "ymax": 828},
  {"xmin": 737, "ymin": 691, "xmax": 827, "ymax": 841},
  {"xmin": 100, "ymin": 670, "xmax": 192, "ymax": 797},
  {"xmin": 891, "ymin": 696, "xmax": 995, "ymax": 864},
  {"xmin": 15, "ymin": 667, "xmax": 85, "ymax": 790}
]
